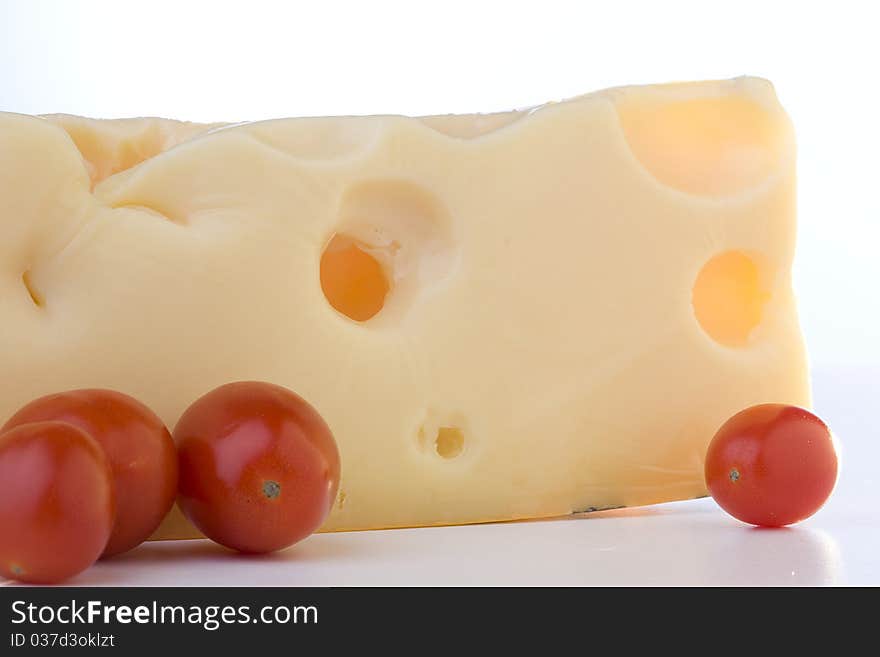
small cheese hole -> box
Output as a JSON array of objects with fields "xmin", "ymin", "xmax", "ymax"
[
  {"xmin": 419, "ymin": 110, "xmax": 525, "ymax": 139},
  {"xmin": 320, "ymin": 234, "xmax": 390, "ymax": 322},
  {"xmin": 22, "ymin": 271, "xmax": 44, "ymax": 308},
  {"xmin": 692, "ymin": 251, "xmax": 769, "ymax": 346},
  {"xmin": 434, "ymin": 427, "xmax": 465, "ymax": 459}
]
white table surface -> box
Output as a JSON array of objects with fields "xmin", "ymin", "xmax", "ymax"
[{"xmin": 4, "ymin": 364, "xmax": 877, "ymax": 587}]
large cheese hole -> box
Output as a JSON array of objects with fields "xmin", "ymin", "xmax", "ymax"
[
  {"xmin": 692, "ymin": 251, "xmax": 769, "ymax": 346},
  {"xmin": 617, "ymin": 94, "xmax": 788, "ymax": 197},
  {"xmin": 325, "ymin": 179, "xmax": 458, "ymax": 324},
  {"xmin": 320, "ymin": 234, "xmax": 390, "ymax": 322}
]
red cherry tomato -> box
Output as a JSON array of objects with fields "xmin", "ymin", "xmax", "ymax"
[
  {"xmin": 0, "ymin": 422, "xmax": 115, "ymax": 583},
  {"xmin": 175, "ymin": 381, "xmax": 340, "ymax": 553},
  {"xmin": 2, "ymin": 389, "xmax": 178, "ymax": 556},
  {"xmin": 705, "ymin": 404, "xmax": 838, "ymax": 527}
]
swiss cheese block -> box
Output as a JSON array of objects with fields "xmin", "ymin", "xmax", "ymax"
[{"xmin": 0, "ymin": 77, "xmax": 810, "ymax": 538}]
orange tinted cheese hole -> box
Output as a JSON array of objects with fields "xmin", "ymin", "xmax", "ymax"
[
  {"xmin": 692, "ymin": 251, "xmax": 769, "ymax": 346},
  {"xmin": 320, "ymin": 234, "xmax": 390, "ymax": 322},
  {"xmin": 617, "ymin": 96, "xmax": 785, "ymax": 196}
]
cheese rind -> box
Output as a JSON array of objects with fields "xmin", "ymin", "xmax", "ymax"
[{"xmin": 0, "ymin": 77, "xmax": 809, "ymax": 538}]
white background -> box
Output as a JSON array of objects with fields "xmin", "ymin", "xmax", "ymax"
[{"xmin": 1, "ymin": 0, "xmax": 877, "ymax": 585}]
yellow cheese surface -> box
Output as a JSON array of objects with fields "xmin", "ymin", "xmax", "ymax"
[{"xmin": 0, "ymin": 77, "xmax": 809, "ymax": 539}]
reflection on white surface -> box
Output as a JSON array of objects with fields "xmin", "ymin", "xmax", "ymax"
[
  {"xmin": 2, "ymin": 499, "xmax": 851, "ymax": 587},
  {"xmin": 695, "ymin": 525, "xmax": 842, "ymax": 586}
]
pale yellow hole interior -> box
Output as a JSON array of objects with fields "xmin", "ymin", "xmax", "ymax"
[
  {"xmin": 692, "ymin": 251, "xmax": 770, "ymax": 346},
  {"xmin": 617, "ymin": 95, "xmax": 786, "ymax": 196},
  {"xmin": 320, "ymin": 233, "xmax": 390, "ymax": 322},
  {"xmin": 434, "ymin": 427, "xmax": 465, "ymax": 459}
]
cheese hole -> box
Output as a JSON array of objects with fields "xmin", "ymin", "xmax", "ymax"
[
  {"xmin": 22, "ymin": 271, "xmax": 44, "ymax": 308},
  {"xmin": 434, "ymin": 427, "xmax": 465, "ymax": 459},
  {"xmin": 419, "ymin": 110, "xmax": 525, "ymax": 139},
  {"xmin": 692, "ymin": 251, "xmax": 769, "ymax": 346},
  {"xmin": 320, "ymin": 234, "xmax": 390, "ymax": 322},
  {"xmin": 617, "ymin": 94, "xmax": 787, "ymax": 197},
  {"xmin": 44, "ymin": 116, "xmax": 218, "ymax": 190},
  {"xmin": 330, "ymin": 180, "xmax": 459, "ymax": 325}
]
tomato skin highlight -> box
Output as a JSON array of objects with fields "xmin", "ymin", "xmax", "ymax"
[
  {"xmin": 0, "ymin": 421, "xmax": 115, "ymax": 584},
  {"xmin": 2, "ymin": 389, "xmax": 178, "ymax": 557},
  {"xmin": 175, "ymin": 381, "xmax": 341, "ymax": 554},
  {"xmin": 705, "ymin": 404, "xmax": 838, "ymax": 527}
]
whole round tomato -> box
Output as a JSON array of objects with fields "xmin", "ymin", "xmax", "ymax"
[
  {"xmin": 0, "ymin": 422, "xmax": 115, "ymax": 583},
  {"xmin": 2, "ymin": 389, "xmax": 178, "ymax": 556},
  {"xmin": 175, "ymin": 381, "xmax": 340, "ymax": 553},
  {"xmin": 705, "ymin": 404, "xmax": 838, "ymax": 527}
]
